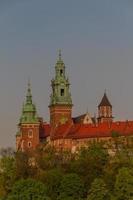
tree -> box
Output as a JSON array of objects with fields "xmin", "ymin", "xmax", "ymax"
[
  {"xmin": 0, "ymin": 147, "xmax": 15, "ymax": 157},
  {"xmin": 35, "ymin": 144, "xmax": 73, "ymax": 172},
  {"xmin": 0, "ymin": 156, "xmax": 16, "ymax": 197},
  {"xmin": 35, "ymin": 144, "xmax": 59, "ymax": 170},
  {"xmin": 7, "ymin": 178, "xmax": 50, "ymax": 200},
  {"xmin": 15, "ymin": 151, "xmax": 36, "ymax": 179},
  {"xmin": 114, "ymin": 167, "xmax": 133, "ymax": 200},
  {"xmin": 58, "ymin": 173, "xmax": 84, "ymax": 200},
  {"xmin": 43, "ymin": 168, "xmax": 63, "ymax": 200},
  {"xmin": 87, "ymin": 178, "xmax": 111, "ymax": 200},
  {"xmin": 70, "ymin": 142, "xmax": 109, "ymax": 192}
]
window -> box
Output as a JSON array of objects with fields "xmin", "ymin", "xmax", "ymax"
[
  {"xmin": 28, "ymin": 141, "xmax": 32, "ymax": 148},
  {"xmin": 28, "ymin": 129, "xmax": 33, "ymax": 138},
  {"xmin": 60, "ymin": 69, "xmax": 63, "ymax": 76},
  {"xmin": 60, "ymin": 89, "xmax": 64, "ymax": 96}
]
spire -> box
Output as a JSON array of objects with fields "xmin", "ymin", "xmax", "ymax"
[
  {"xmin": 19, "ymin": 81, "xmax": 39, "ymax": 124},
  {"xmin": 26, "ymin": 79, "xmax": 32, "ymax": 104},
  {"xmin": 56, "ymin": 49, "xmax": 64, "ymax": 66},
  {"xmin": 98, "ymin": 91, "xmax": 112, "ymax": 107},
  {"xmin": 58, "ymin": 49, "xmax": 62, "ymax": 61}
]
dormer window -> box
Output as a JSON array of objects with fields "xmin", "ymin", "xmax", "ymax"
[{"xmin": 61, "ymin": 89, "xmax": 64, "ymax": 96}]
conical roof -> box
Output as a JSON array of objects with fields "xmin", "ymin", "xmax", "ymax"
[{"xmin": 98, "ymin": 92, "xmax": 112, "ymax": 107}]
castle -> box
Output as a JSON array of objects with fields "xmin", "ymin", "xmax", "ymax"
[{"xmin": 16, "ymin": 51, "xmax": 133, "ymax": 152}]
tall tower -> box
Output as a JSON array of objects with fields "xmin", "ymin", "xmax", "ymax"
[
  {"xmin": 49, "ymin": 50, "xmax": 73, "ymax": 127},
  {"xmin": 97, "ymin": 91, "xmax": 113, "ymax": 123},
  {"xmin": 16, "ymin": 81, "xmax": 40, "ymax": 151}
]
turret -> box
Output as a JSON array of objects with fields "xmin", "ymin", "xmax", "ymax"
[
  {"xmin": 16, "ymin": 81, "xmax": 40, "ymax": 151},
  {"xmin": 97, "ymin": 91, "xmax": 113, "ymax": 123}
]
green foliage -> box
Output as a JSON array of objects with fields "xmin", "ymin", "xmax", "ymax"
[
  {"xmin": 70, "ymin": 142, "xmax": 109, "ymax": 192},
  {"xmin": 35, "ymin": 145, "xmax": 59, "ymax": 170},
  {"xmin": 15, "ymin": 151, "xmax": 36, "ymax": 179},
  {"xmin": 0, "ymin": 156, "xmax": 16, "ymax": 197},
  {"xmin": 87, "ymin": 178, "xmax": 111, "ymax": 200},
  {"xmin": 35, "ymin": 144, "xmax": 73, "ymax": 172},
  {"xmin": 114, "ymin": 167, "xmax": 133, "ymax": 200},
  {"xmin": 7, "ymin": 178, "xmax": 50, "ymax": 200},
  {"xmin": 0, "ymin": 139, "xmax": 133, "ymax": 199},
  {"xmin": 58, "ymin": 173, "xmax": 84, "ymax": 200},
  {"xmin": 44, "ymin": 168, "xmax": 63, "ymax": 200}
]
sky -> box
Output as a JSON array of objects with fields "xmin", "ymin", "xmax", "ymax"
[{"xmin": 0, "ymin": 0, "xmax": 133, "ymax": 147}]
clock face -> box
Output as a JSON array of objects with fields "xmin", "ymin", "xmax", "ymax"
[{"xmin": 60, "ymin": 116, "xmax": 68, "ymax": 124}]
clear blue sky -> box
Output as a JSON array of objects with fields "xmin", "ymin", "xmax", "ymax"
[{"xmin": 0, "ymin": 0, "xmax": 133, "ymax": 147}]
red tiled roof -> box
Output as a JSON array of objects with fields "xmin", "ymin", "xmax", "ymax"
[
  {"xmin": 51, "ymin": 123, "xmax": 72, "ymax": 139},
  {"xmin": 51, "ymin": 121, "xmax": 133, "ymax": 140}
]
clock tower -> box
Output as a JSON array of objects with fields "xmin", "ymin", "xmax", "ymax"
[{"xmin": 49, "ymin": 50, "xmax": 73, "ymax": 127}]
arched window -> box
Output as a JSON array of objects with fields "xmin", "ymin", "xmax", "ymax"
[
  {"xmin": 60, "ymin": 89, "xmax": 64, "ymax": 96},
  {"xmin": 60, "ymin": 69, "xmax": 63, "ymax": 76},
  {"xmin": 28, "ymin": 141, "xmax": 32, "ymax": 148}
]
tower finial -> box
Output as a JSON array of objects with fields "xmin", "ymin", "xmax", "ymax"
[
  {"xmin": 59, "ymin": 49, "xmax": 62, "ymax": 61},
  {"xmin": 28, "ymin": 77, "xmax": 31, "ymax": 89},
  {"xmin": 26, "ymin": 78, "xmax": 32, "ymax": 104},
  {"xmin": 104, "ymin": 89, "xmax": 106, "ymax": 94}
]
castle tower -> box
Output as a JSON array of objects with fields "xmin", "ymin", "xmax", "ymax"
[
  {"xmin": 97, "ymin": 91, "xmax": 113, "ymax": 123},
  {"xmin": 16, "ymin": 81, "xmax": 40, "ymax": 151},
  {"xmin": 49, "ymin": 50, "xmax": 73, "ymax": 127}
]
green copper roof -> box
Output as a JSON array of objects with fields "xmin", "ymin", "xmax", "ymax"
[
  {"xmin": 50, "ymin": 50, "xmax": 72, "ymax": 106},
  {"xmin": 19, "ymin": 81, "xmax": 39, "ymax": 124}
]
